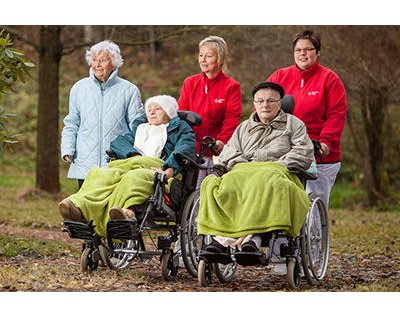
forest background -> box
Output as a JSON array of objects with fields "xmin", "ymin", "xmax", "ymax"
[{"xmin": 1, "ymin": 24, "xmax": 400, "ymax": 210}]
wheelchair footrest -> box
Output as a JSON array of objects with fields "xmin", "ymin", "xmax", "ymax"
[
  {"xmin": 62, "ymin": 220, "xmax": 95, "ymax": 241},
  {"xmin": 235, "ymin": 251, "xmax": 266, "ymax": 267},
  {"xmin": 107, "ymin": 219, "xmax": 137, "ymax": 241},
  {"xmin": 199, "ymin": 250, "xmax": 233, "ymax": 264}
]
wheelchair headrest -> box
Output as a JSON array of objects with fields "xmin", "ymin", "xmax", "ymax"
[
  {"xmin": 178, "ymin": 111, "xmax": 202, "ymax": 127},
  {"xmin": 281, "ymin": 94, "xmax": 294, "ymax": 114}
]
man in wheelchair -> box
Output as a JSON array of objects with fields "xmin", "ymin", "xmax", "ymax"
[
  {"xmin": 196, "ymin": 82, "xmax": 315, "ymax": 268},
  {"xmin": 58, "ymin": 95, "xmax": 196, "ymax": 238}
]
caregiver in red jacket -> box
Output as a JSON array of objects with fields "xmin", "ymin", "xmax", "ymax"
[
  {"xmin": 178, "ymin": 35, "xmax": 242, "ymax": 188},
  {"xmin": 267, "ymin": 30, "xmax": 347, "ymax": 211}
]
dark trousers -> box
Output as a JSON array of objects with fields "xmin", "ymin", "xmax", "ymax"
[{"xmin": 78, "ymin": 179, "xmax": 84, "ymax": 190}]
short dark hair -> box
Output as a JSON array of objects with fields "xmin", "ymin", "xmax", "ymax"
[{"xmin": 292, "ymin": 30, "xmax": 321, "ymax": 53}]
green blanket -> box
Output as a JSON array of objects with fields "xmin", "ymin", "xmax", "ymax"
[
  {"xmin": 197, "ymin": 162, "xmax": 310, "ymax": 238},
  {"xmin": 68, "ymin": 156, "xmax": 176, "ymax": 237}
]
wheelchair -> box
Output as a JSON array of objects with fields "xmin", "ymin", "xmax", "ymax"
[
  {"xmin": 61, "ymin": 111, "xmax": 230, "ymax": 281},
  {"xmin": 191, "ymin": 95, "xmax": 330, "ymax": 289}
]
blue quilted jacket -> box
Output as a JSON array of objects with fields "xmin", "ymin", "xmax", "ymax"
[{"xmin": 60, "ymin": 69, "xmax": 145, "ymax": 179}]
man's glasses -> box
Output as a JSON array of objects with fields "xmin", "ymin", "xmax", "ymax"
[
  {"xmin": 254, "ymin": 98, "xmax": 281, "ymax": 106},
  {"xmin": 294, "ymin": 48, "xmax": 315, "ymax": 54}
]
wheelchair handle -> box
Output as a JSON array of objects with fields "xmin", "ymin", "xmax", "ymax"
[
  {"xmin": 199, "ymin": 136, "xmax": 218, "ymax": 157},
  {"xmin": 312, "ymin": 139, "xmax": 323, "ymax": 162}
]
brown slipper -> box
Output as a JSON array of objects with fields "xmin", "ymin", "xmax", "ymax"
[
  {"xmin": 58, "ymin": 199, "xmax": 84, "ymax": 221},
  {"xmin": 109, "ymin": 206, "xmax": 136, "ymax": 220}
]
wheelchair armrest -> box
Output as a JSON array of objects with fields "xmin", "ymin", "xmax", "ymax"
[
  {"xmin": 173, "ymin": 152, "xmax": 206, "ymax": 170},
  {"xmin": 287, "ymin": 165, "xmax": 317, "ymax": 181},
  {"xmin": 212, "ymin": 163, "xmax": 227, "ymax": 176}
]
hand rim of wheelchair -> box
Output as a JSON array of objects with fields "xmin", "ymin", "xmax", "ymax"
[
  {"xmin": 99, "ymin": 239, "xmax": 138, "ymax": 271},
  {"xmin": 300, "ymin": 192, "xmax": 329, "ymax": 285},
  {"xmin": 180, "ymin": 189, "xmax": 237, "ymax": 282}
]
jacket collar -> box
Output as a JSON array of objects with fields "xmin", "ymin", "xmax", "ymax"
[
  {"xmin": 89, "ymin": 68, "xmax": 119, "ymax": 87},
  {"xmin": 138, "ymin": 116, "xmax": 180, "ymax": 132},
  {"xmin": 201, "ymin": 70, "xmax": 224, "ymax": 85},
  {"xmin": 294, "ymin": 59, "xmax": 320, "ymax": 80},
  {"xmin": 247, "ymin": 109, "xmax": 287, "ymax": 135}
]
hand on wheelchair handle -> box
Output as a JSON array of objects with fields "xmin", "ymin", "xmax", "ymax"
[{"xmin": 213, "ymin": 140, "xmax": 225, "ymax": 155}]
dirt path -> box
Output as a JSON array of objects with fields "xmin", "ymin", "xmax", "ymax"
[{"xmin": 0, "ymin": 224, "xmax": 399, "ymax": 291}]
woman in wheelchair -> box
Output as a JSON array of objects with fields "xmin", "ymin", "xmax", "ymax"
[
  {"xmin": 58, "ymin": 95, "xmax": 196, "ymax": 238},
  {"xmin": 196, "ymin": 81, "xmax": 314, "ymax": 262}
]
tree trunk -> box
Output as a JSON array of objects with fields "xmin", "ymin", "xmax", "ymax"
[
  {"xmin": 36, "ymin": 26, "xmax": 62, "ymax": 193},
  {"xmin": 360, "ymin": 85, "xmax": 390, "ymax": 206}
]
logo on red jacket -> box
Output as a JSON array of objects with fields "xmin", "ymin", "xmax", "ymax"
[
  {"xmin": 214, "ymin": 98, "xmax": 225, "ymax": 103},
  {"xmin": 307, "ymin": 91, "xmax": 319, "ymax": 96}
]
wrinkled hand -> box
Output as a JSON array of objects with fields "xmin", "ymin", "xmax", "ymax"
[
  {"xmin": 150, "ymin": 167, "xmax": 174, "ymax": 179},
  {"xmin": 64, "ymin": 155, "xmax": 72, "ymax": 163},
  {"xmin": 214, "ymin": 140, "xmax": 225, "ymax": 154}
]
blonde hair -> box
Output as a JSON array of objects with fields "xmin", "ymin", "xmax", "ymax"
[{"xmin": 199, "ymin": 36, "xmax": 229, "ymax": 73}]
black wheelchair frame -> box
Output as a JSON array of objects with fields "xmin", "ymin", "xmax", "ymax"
[{"xmin": 61, "ymin": 111, "xmax": 220, "ymax": 279}]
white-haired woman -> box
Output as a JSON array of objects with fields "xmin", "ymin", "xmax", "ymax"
[
  {"xmin": 58, "ymin": 95, "xmax": 196, "ymax": 237},
  {"xmin": 178, "ymin": 36, "xmax": 242, "ymax": 188},
  {"xmin": 61, "ymin": 40, "xmax": 145, "ymax": 188}
]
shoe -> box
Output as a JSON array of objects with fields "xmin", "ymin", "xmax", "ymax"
[
  {"xmin": 205, "ymin": 239, "xmax": 228, "ymax": 254},
  {"xmin": 58, "ymin": 199, "xmax": 84, "ymax": 221},
  {"xmin": 109, "ymin": 206, "xmax": 136, "ymax": 220},
  {"xmin": 273, "ymin": 263, "xmax": 287, "ymax": 275},
  {"xmin": 241, "ymin": 240, "xmax": 258, "ymax": 252}
]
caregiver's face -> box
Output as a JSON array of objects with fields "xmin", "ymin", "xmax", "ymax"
[
  {"xmin": 293, "ymin": 39, "xmax": 320, "ymax": 71},
  {"xmin": 147, "ymin": 103, "xmax": 170, "ymax": 125}
]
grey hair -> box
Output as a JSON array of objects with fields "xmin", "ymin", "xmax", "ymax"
[
  {"xmin": 85, "ymin": 40, "xmax": 123, "ymax": 68},
  {"xmin": 199, "ymin": 35, "xmax": 229, "ymax": 73}
]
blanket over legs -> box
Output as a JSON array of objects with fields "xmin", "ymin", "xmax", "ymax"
[
  {"xmin": 196, "ymin": 162, "xmax": 310, "ymax": 238},
  {"xmin": 68, "ymin": 156, "xmax": 176, "ymax": 237}
]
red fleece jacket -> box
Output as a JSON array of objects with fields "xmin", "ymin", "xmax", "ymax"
[
  {"xmin": 267, "ymin": 60, "xmax": 347, "ymax": 163},
  {"xmin": 178, "ymin": 71, "xmax": 242, "ymax": 156}
]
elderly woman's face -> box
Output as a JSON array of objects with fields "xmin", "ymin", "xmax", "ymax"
[
  {"xmin": 91, "ymin": 51, "xmax": 115, "ymax": 83},
  {"xmin": 198, "ymin": 45, "xmax": 220, "ymax": 78},
  {"xmin": 254, "ymin": 88, "xmax": 282, "ymax": 124},
  {"xmin": 147, "ymin": 103, "xmax": 170, "ymax": 125},
  {"xmin": 294, "ymin": 39, "xmax": 320, "ymax": 71}
]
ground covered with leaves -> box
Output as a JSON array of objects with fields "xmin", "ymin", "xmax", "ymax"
[{"xmin": 0, "ymin": 211, "xmax": 399, "ymax": 292}]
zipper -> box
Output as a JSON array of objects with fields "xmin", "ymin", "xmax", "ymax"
[
  {"xmin": 99, "ymin": 83, "xmax": 104, "ymax": 166},
  {"xmin": 205, "ymin": 84, "xmax": 208, "ymax": 94},
  {"xmin": 301, "ymin": 78, "xmax": 304, "ymax": 88}
]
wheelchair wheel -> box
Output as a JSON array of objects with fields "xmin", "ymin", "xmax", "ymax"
[
  {"xmin": 286, "ymin": 258, "xmax": 300, "ymax": 289},
  {"xmin": 198, "ymin": 259, "xmax": 213, "ymax": 287},
  {"xmin": 180, "ymin": 189, "xmax": 201, "ymax": 278},
  {"xmin": 99, "ymin": 240, "xmax": 137, "ymax": 271},
  {"xmin": 300, "ymin": 193, "xmax": 329, "ymax": 285},
  {"xmin": 161, "ymin": 249, "xmax": 179, "ymax": 281},
  {"xmin": 81, "ymin": 247, "xmax": 99, "ymax": 272},
  {"xmin": 213, "ymin": 262, "xmax": 237, "ymax": 283}
]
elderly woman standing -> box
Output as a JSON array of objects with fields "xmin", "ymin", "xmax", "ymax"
[
  {"xmin": 267, "ymin": 30, "xmax": 347, "ymax": 211},
  {"xmin": 178, "ymin": 35, "xmax": 242, "ymax": 188},
  {"xmin": 61, "ymin": 40, "xmax": 145, "ymax": 188}
]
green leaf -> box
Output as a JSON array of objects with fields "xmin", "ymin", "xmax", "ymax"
[
  {"xmin": 23, "ymin": 62, "xmax": 35, "ymax": 68},
  {"xmin": 4, "ymin": 49, "xmax": 13, "ymax": 58}
]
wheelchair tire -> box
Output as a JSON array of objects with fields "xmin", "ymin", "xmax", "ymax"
[
  {"xmin": 286, "ymin": 258, "xmax": 300, "ymax": 289},
  {"xmin": 161, "ymin": 250, "xmax": 178, "ymax": 281},
  {"xmin": 300, "ymin": 192, "xmax": 329, "ymax": 285},
  {"xmin": 180, "ymin": 189, "xmax": 201, "ymax": 278},
  {"xmin": 213, "ymin": 262, "xmax": 237, "ymax": 283},
  {"xmin": 99, "ymin": 240, "xmax": 137, "ymax": 271},
  {"xmin": 198, "ymin": 259, "xmax": 213, "ymax": 287},
  {"xmin": 81, "ymin": 247, "xmax": 99, "ymax": 272}
]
